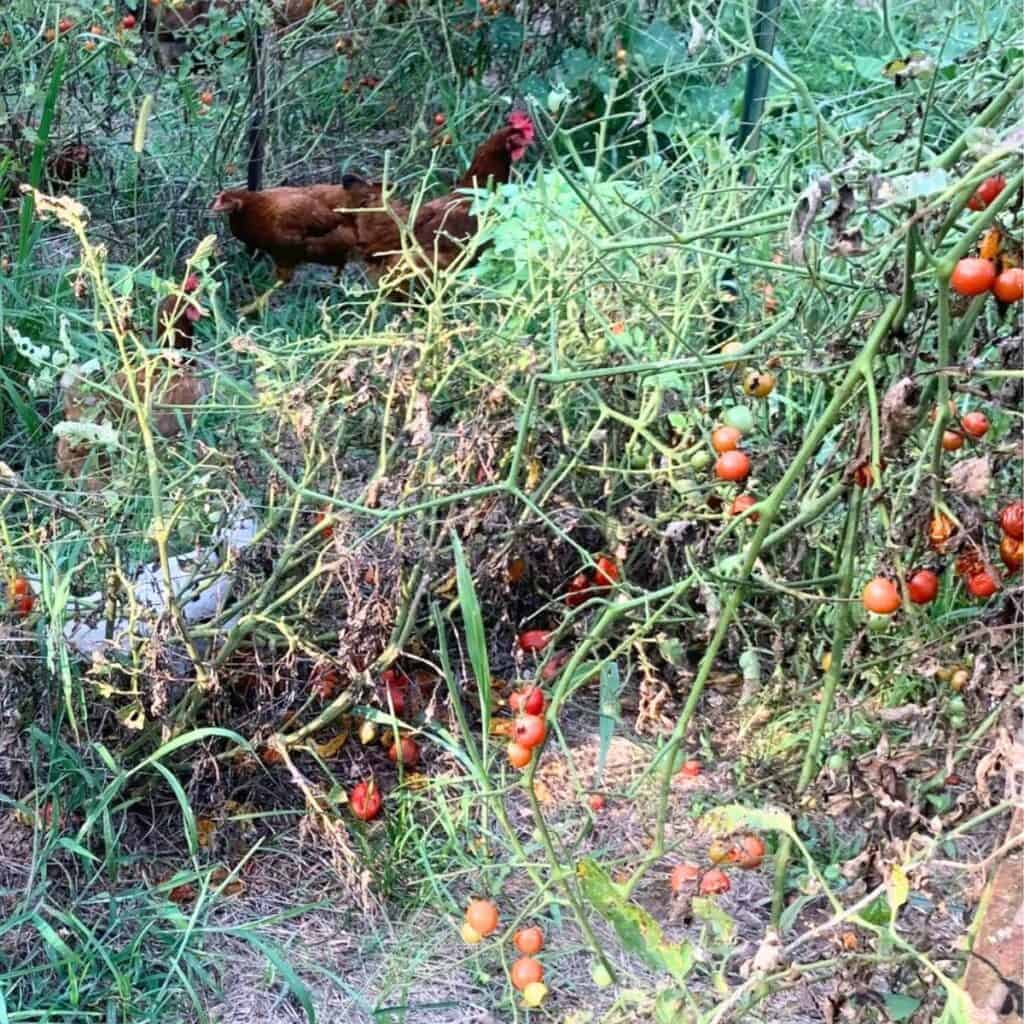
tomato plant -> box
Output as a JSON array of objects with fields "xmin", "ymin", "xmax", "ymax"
[
  {"xmin": 950, "ymin": 258, "xmax": 996, "ymax": 296},
  {"xmin": 862, "ymin": 577, "xmax": 901, "ymax": 614},
  {"xmin": 907, "ymin": 569, "xmax": 939, "ymax": 605}
]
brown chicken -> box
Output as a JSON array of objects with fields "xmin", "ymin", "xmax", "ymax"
[
  {"xmin": 344, "ymin": 110, "xmax": 535, "ymax": 285},
  {"xmin": 210, "ymin": 184, "xmax": 361, "ymax": 282}
]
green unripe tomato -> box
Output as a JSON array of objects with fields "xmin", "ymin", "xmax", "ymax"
[
  {"xmin": 591, "ymin": 962, "xmax": 613, "ymax": 988},
  {"xmin": 722, "ymin": 405, "xmax": 755, "ymax": 434},
  {"xmin": 690, "ymin": 449, "xmax": 712, "ymax": 470}
]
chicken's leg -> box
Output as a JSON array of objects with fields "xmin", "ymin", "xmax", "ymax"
[{"xmin": 238, "ymin": 264, "xmax": 293, "ymax": 317}]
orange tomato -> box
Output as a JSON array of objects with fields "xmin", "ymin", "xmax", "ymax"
[
  {"xmin": 510, "ymin": 956, "xmax": 544, "ymax": 991},
  {"xmin": 730, "ymin": 833, "xmax": 765, "ymax": 870},
  {"xmin": 699, "ymin": 867, "xmax": 731, "ymax": 895},
  {"xmin": 387, "ymin": 736, "xmax": 419, "ymax": 767},
  {"xmin": 941, "ymin": 430, "xmax": 964, "ymax": 451},
  {"xmin": 960, "ymin": 412, "xmax": 989, "ymax": 439},
  {"xmin": 513, "ymin": 926, "xmax": 544, "ymax": 955},
  {"xmin": 966, "ymin": 570, "xmax": 999, "ymax": 598},
  {"xmin": 999, "ymin": 501, "xmax": 1024, "ymax": 540},
  {"xmin": 729, "ymin": 494, "xmax": 758, "ymax": 521},
  {"xmin": 669, "ymin": 862, "xmax": 701, "ymax": 892},
  {"xmin": 678, "ymin": 759, "xmax": 702, "ymax": 779},
  {"xmin": 465, "ymin": 899, "xmax": 499, "ymax": 937},
  {"xmin": 588, "ymin": 793, "xmax": 605, "ymax": 812},
  {"xmin": 507, "ymin": 742, "xmax": 532, "ymax": 768},
  {"xmin": 928, "ymin": 512, "xmax": 956, "ymax": 552},
  {"xmin": 999, "ymin": 534, "xmax": 1023, "ymax": 572},
  {"xmin": 993, "ymin": 267, "xmax": 1024, "ymax": 304},
  {"xmin": 862, "ymin": 577, "xmax": 901, "ymax": 614},
  {"xmin": 513, "ymin": 714, "xmax": 546, "ymax": 749},
  {"xmin": 711, "ymin": 426, "xmax": 742, "ymax": 453}
]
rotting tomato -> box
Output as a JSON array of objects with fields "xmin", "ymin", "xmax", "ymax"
[
  {"xmin": 507, "ymin": 742, "xmax": 532, "ymax": 769},
  {"xmin": 955, "ymin": 550, "xmax": 984, "ymax": 580},
  {"xmin": 966, "ymin": 570, "xmax": 999, "ymax": 598},
  {"xmin": 350, "ymin": 779, "xmax": 382, "ymax": 821},
  {"xmin": 999, "ymin": 534, "xmax": 1023, "ymax": 572},
  {"xmin": 507, "ymin": 556, "xmax": 526, "ymax": 584},
  {"xmin": 707, "ymin": 839, "xmax": 732, "ymax": 864},
  {"xmin": 593, "ymin": 555, "xmax": 619, "ymax": 589},
  {"xmin": 999, "ymin": 501, "xmax": 1024, "ymax": 540},
  {"xmin": 979, "ymin": 227, "xmax": 1003, "ymax": 262},
  {"xmin": 715, "ymin": 450, "xmax": 751, "ymax": 482},
  {"xmin": 950, "ymin": 257, "xmax": 996, "ymax": 297},
  {"xmin": 699, "ymin": 867, "xmax": 731, "ymax": 896},
  {"xmin": 311, "ymin": 665, "xmax": 341, "ymax": 700},
  {"xmin": 929, "ymin": 512, "xmax": 956, "ymax": 552},
  {"xmin": 669, "ymin": 862, "xmax": 701, "ymax": 892},
  {"xmin": 510, "ymin": 956, "xmax": 544, "ymax": 991},
  {"xmin": 565, "ymin": 572, "xmax": 590, "ymax": 606},
  {"xmin": 742, "ymin": 370, "xmax": 775, "ymax": 398},
  {"xmin": 862, "ymin": 577, "xmax": 901, "ymax": 615},
  {"xmin": 960, "ymin": 412, "xmax": 989, "ymax": 439},
  {"xmin": 465, "ymin": 899, "xmax": 499, "ymax": 937},
  {"xmin": 729, "ymin": 494, "xmax": 758, "ymax": 521},
  {"xmin": 387, "ymin": 735, "xmax": 419, "ymax": 767},
  {"xmin": 518, "ymin": 629, "xmax": 552, "ymax": 653},
  {"xmin": 907, "ymin": 569, "xmax": 939, "ymax": 605},
  {"xmin": 513, "ymin": 714, "xmax": 546, "ymax": 750},
  {"xmin": 993, "ymin": 267, "xmax": 1024, "ymax": 304},
  {"xmin": 941, "ymin": 430, "xmax": 965, "ymax": 451},
  {"xmin": 731, "ymin": 833, "xmax": 766, "ymax": 870},
  {"xmin": 711, "ymin": 426, "xmax": 743, "ymax": 453},
  {"xmin": 514, "ymin": 926, "xmax": 544, "ymax": 956},
  {"xmin": 966, "ymin": 174, "xmax": 1006, "ymax": 211}
]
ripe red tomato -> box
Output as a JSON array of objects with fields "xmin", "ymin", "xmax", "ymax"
[
  {"xmin": 853, "ymin": 462, "xmax": 881, "ymax": 487},
  {"xmin": 350, "ymin": 779, "xmax": 381, "ymax": 820},
  {"xmin": 698, "ymin": 867, "xmax": 731, "ymax": 895},
  {"xmin": 907, "ymin": 569, "xmax": 939, "ymax": 605},
  {"xmin": 514, "ymin": 926, "xmax": 544, "ymax": 955},
  {"xmin": 993, "ymin": 267, "xmax": 1024, "ymax": 304},
  {"xmin": 433, "ymin": 112, "xmax": 446, "ymax": 126},
  {"xmin": 200, "ymin": 90, "xmax": 214, "ymax": 106},
  {"xmin": 966, "ymin": 174, "xmax": 1006, "ymax": 211},
  {"xmin": 678, "ymin": 759, "xmax": 702, "ymax": 779},
  {"xmin": 593, "ymin": 555, "xmax": 619, "ymax": 589},
  {"xmin": 388, "ymin": 735, "xmax": 420, "ymax": 767},
  {"xmin": 565, "ymin": 572, "xmax": 590, "ymax": 606},
  {"xmin": 729, "ymin": 494, "xmax": 758, "ymax": 521},
  {"xmin": 508, "ymin": 686, "xmax": 544, "ymax": 715},
  {"xmin": 122, "ymin": 14, "xmax": 137, "ymax": 28},
  {"xmin": 862, "ymin": 577, "xmax": 901, "ymax": 614},
  {"xmin": 9, "ymin": 576, "xmax": 30, "ymax": 599},
  {"xmin": 588, "ymin": 793, "xmax": 605, "ymax": 812},
  {"xmin": 507, "ymin": 742, "xmax": 532, "ymax": 768},
  {"xmin": 380, "ymin": 669, "xmax": 409, "ymax": 716},
  {"xmin": 58, "ymin": 17, "xmax": 74, "ymax": 33},
  {"xmin": 714, "ymin": 450, "xmax": 751, "ymax": 482},
  {"xmin": 14, "ymin": 595, "xmax": 34, "ymax": 617},
  {"xmin": 999, "ymin": 534, "xmax": 1023, "ymax": 571},
  {"xmin": 539, "ymin": 649, "xmax": 570, "ymax": 681},
  {"xmin": 999, "ymin": 501, "xmax": 1024, "ymax": 540},
  {"xmin": 960, "ymin": 412, "xmax": 989, "ymax": 439},
  {"xmin": 465, "ymin": 899, "xmax": 499, "ymax": 937},
  {"xmin": 513, "ymin": 714, "xmax": 546, "ymax": 749},
  {"xmin": 518, "ymin": 629, "xmax": 552, "ymax": 653},
  {"xmin": 966, "ymin": 570, "xmax": 999, "ymax": 598},
  {"xmin": 711, "ymin": 426, "xmax": 742, "ymax": 453},
  {"xmin": 941, "ymin": 430, "xmax": 964, "ymax": 451},
  {"xmin": 510, "ymin": 956, "xmax": 544, "ymax": 991},
  {"xmin": 669, "ymin": 862, "xmax": 701, "ymax": 892},
  {"xmin": 950, "ymin": 258, "xmax": 996, "ymax": 297}
]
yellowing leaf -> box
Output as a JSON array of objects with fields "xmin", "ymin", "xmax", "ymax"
[
  {"xmin": 197, "ymin": 818, "xmax": 216, "ymax": 848},
  {"xmin": 525, "ymin": 458, "xmax": 542, "ymax": 492},
  {"xmin": 888, "ymin": 863, "xmax": 910, "ymax": 920}
]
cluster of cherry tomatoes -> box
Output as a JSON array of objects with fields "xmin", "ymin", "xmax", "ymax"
[
  {"xmin": 950, "ymin": 176, "xmax": 1023, "ymax": 304},
  {"xmin": 668, "ymin": 832, "xmax": 765, "ymax": 898},
  {"xmin": 461, "ymin": 900, "xmax": 548, "ymax": 1007},
  {"xmin": 863, "ymin": 499, "xmax": 1021, "ymax": 614}
]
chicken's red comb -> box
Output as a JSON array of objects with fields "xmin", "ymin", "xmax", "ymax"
[{"xmin": 507, "ymin": 110, "xmax": 535, "ymax": 143}]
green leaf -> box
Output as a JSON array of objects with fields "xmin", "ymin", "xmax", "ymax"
[
  {"xmin": 629, "ymin": 20, "xmax": 688, "ymax": 72},
  {"xmin": 859, "ymin": 893, "xmax": 892, "ymax": 927},
  {"xmin": 578, "ymin": 858, "xmax": 694, "ymax": 983},
  {"xmin": 692, "ymin": 896, "xmax": 735, "ymax": 942},
  {"xmin": 883, "ymin": 992, "xmax": 922, "ymax": 1021},
  {"xmin": 488, "ymin": 14, "xmax": 523, "ymax": 50},
  {"xmin": 451, "ymin": 531, "xmax": 492, "ymax": 741}
]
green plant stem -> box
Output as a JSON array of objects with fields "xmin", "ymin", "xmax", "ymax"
[{"xmin": 770, "ymin": 486, "xmax": 862, "ymax": 925}]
